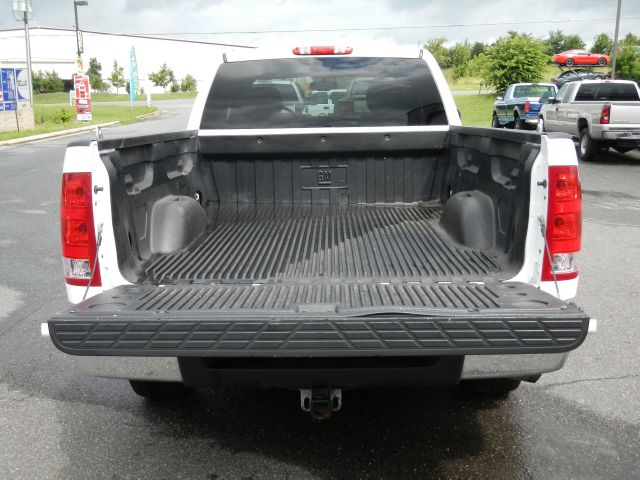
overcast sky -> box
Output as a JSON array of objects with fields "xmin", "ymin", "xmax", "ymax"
[
  {"xmin": 1, "ymin": 0, "xmax": 639, "ymax": 87},
  {"xmin": 2, "ymin": 0, "xmax": 639, "ymax": 47}
]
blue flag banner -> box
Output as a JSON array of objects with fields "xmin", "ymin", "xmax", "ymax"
[{"xmin": 129, "ymin": 46, "xmax": 139, "ymax": 102}]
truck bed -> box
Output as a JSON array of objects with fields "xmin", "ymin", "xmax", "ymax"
[
  {"xmin": 47, "ymin": 128, "xmax": 589, "ymax": 360},
  {"xmin": 146, "ymin": 204, "xmax": 502, "ymax": 285}
]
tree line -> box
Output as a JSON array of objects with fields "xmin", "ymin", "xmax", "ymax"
[
  {"xmin": 426, "ymin": 31, "xmax": 640, "ymax": 91},
  {"xmin": 31, "ymin": 58, "xmax": 198, "ymax": 94}
]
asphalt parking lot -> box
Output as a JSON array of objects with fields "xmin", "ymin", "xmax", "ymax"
[{"xmin": 1, "ymin": 103, "xmax": 639, "ymax": 479}]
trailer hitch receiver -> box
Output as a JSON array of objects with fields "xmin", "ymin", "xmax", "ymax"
[{"xmin": 300, "ymin": 387, "xmax": 342, "ymax": 421}]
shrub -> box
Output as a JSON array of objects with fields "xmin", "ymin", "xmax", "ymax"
[
  {"xmin": 51, "ymin": 108, "xmax": 73, "ymax": 124},
  {"xmin": 480, "ymin": 34, "xmax": 549, "ymax": 93},
  {"xmin": 615, "ymin": 45, "xmax": 640, "ymax": 82}
]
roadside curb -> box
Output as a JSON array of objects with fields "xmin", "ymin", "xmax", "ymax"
[
  {"xmin": 0, "ymin": 121, "xmax": 119, "ymax": 147},
  {"xmin": 136, "ymin": 110, "xmax": 162, "ymax": 120}
]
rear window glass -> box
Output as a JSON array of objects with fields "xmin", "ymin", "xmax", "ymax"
[
  {"xmin": 200, "ymin": 57, "xmax": 447, "ymax": 129},
  {"xmin": 575, "ymin": 83, "xmax": 640, "ymax": 101},
  {"xmin": 513, "ymin": 85, "xmax": 556, "ymax": 98}
]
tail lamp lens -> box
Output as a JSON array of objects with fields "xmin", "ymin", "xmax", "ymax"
[
  {"xmin": 61, "ymin": 173, "xmax": 101, "ymax": 286},
  {"xmin": 599, "ymin": 104, "xmax": 610, "ymax": 124},
  {"xmin": 542, "ymin": 166, "xmax": 582, "ymax": 281}
]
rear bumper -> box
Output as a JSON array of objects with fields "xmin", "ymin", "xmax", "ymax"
[
  {"xmin": 602, "ymin": 130, "xmax": 640, "ymax": 146},
  {"xmin": 65, "ymin": 352, "xmax": 570, "ymax": 384},
  {"xmin": 592, "ymin": 125, "xmax": 640, "ymax": 143},
  {"xmin": 47, "ymin": 282, "xmax": 590, "ymax": 385},
  {"xmin": 524, "ymin": 113, "xmax": 540, "ymax": 124},
  {"xmin": 48, "ymin": 314, "xmax": 589, "ymax": 357}
]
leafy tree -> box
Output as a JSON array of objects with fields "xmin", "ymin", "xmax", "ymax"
[
  {"xmin": 109, "ymin": 60, "xmax": 126, "ymax": 94},
  {"xmin": 623, "ymin": 33, "xmax": 640, "ymax": 45},
  {"xmin": 545, "ymin": 30, "xmax": 566, "ymax": 55},
  {"xmin": 470, "ymin": 41, "xmax": 486, "ymax": 59},
  {"xmin": 424, "ymin": 37, "xmax": 450, "ymax": 68},
  {"xmin": 448, "ymin": 40, "xmax": 472, "ymax": 80},
  {"xmin": 615, "ymin": 45, "xmax": 640, "ymax": 82},
  {"xmin": 480, "ymin": 34, "xmax": 549, "ymax": 93},
  {"xmin": 148, "ymin": 63, "xmax": 175, "ymax": 92},
  {"xmin": 86, "ymin": 57, "xmax": 107, "ymax": 92},
  {"xmin": 31, "ymin": 70, "xmax": 45, "ymax": 92},
  {"xmin": 562, "ymin": 34, "xmax": 585, "ymax": 51},
  {"xmin": 170, "ymin": 80, "xmax": 180, "ymax": 93},
  {"xmin": 544, "ymin": 30, "xmax": 585, "ymax": 54},
  {"xmin": 592, "ymin": 33, "xmax": 613, "ymax": 54},
  {"xmin": 31, "ymin": 70, "xmax": 64, "ymax": 93},
  {"xmin": 180, "ymin": 74, "xmax": 197, "ymax": 92}
]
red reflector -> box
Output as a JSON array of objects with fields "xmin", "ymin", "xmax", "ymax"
[
  {"xmin": 554, "ymin": 172, "xmax": 580, "ymax": 202},
  {"xmin": 524, "ymin": 101, "xmax": 530, "ymax": 113},
  {"xmin": 61, "ymin": 172, "xmax": 101, "ymax": 287},
  {"xmin": 292, "ymin": 46, "xmax": 353, "ymax": 55},
  {"xmin": 542, "ymin": 166, "xmax": 582, "ymax": 282},
  {"xmin": 599, "ymin": 103, "xmax": 610, "ymax": 124},
  {"xmin": 552, "ymin": 213, "xmax": 580, "ymax": 240}
]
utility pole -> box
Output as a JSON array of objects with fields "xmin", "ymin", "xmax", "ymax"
[
  {"xmin": 611, "ymin": 0, "xmax": 622, "ymax": 79},
  {"xmin": 74, "ymin": 1, "xmax": 89, "ymax": 70},
  {"xmin": 12, "ymin": 0, "xmax": 34, "ymax": 106},
  {"xmin": 23, "ymin": 11, "xmax": 33, "ymax": 106}
]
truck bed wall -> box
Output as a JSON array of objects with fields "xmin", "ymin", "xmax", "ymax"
[{"xmin": 98, "ymin": 128, "xmax": 540, "ymax": 283}]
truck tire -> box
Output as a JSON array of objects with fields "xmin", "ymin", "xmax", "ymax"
[
  {"xmin": 491, "ymin": 113, "xmax": 501, "ymax": 128},
  {"xmin": 578, "ymin": 128, "xmax": 599, "ymax": 162},
  {"xmin": 460, "ymin": 378, "xmax": 522, "ymax": 397},
  {"xmin": 129, "ymin": 380, "xmax": 190, "ymax": 399},
  {"xmin": 514, "ymin": 114, "xmax": 526, "ymax": 130}
]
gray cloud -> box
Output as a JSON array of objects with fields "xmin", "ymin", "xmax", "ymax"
[{"xmin": 2, "ymin": 0, "xmax": 639, "ymax": 48}]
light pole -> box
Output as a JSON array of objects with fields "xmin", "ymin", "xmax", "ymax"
[
  {"xmin": 610, "ymin": 0, "xmax": 622, "ymax": 79},
  {"xmin": 12, "ymin": 0, "xmax": 34, "ymax": 107},
  {"xmin": 74, "ymin": 0, "xmax": 89, "ymax": 70}
]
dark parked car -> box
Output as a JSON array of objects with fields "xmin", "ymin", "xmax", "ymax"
[
  {"xmin": 551, "ymin": 69, "xmax": 607, "ymax": 87},
  {"xmin": 492, "ymin": 83, "xmax": 557, "ymax": 129}
]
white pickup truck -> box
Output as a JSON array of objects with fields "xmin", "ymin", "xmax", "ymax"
[
  {"xmin": 538, "ymin": 79, "xmax": 640, "ymax": 161},
  {"xmin": 46, "ymin": 46, "xmax": 592, "ymax": 419}
]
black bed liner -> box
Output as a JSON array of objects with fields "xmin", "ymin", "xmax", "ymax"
[
  {"xmin": 145, "ymin": 204, "xmax": 502, "ymax": 284},
  {"xmin": 49, "ymin": 280, "xmax": 589, "ymax": 357}
]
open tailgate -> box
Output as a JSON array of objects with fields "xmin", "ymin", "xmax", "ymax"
[{"xmin": 49, "ymin": 281, "xmax": 589, "ymax": 357}]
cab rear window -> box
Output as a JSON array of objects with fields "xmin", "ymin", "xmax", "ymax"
[
  {"xmin": 575, "ymin": 83, "xmax": 640, "ymax": 101},
  {"xmin": 200, "ymin": 57, "xmax": 447, "ymax": 129}
]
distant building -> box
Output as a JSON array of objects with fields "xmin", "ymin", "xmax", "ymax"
[{"xmin": 0, "ymin": 27, "xmax": 252, "ymax": 94}]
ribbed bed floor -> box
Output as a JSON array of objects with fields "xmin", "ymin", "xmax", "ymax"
[{"xmin": 146, "ymin": 204, "xmax": 503, "ymax": 284}]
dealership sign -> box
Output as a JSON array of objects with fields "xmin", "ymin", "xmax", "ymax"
[
  {"xmin": 1, "ymin": 68, "xmax": 18, "ymax": 112},
  {"xmin": 73, "ymin": 73, "xmax": 92, "ymax": 121}
]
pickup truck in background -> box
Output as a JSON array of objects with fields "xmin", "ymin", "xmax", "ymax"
[
  {"xmin": 538, "ymin": 80, "xmax": 640, "ymax": 161},
  {"xmin": 46, "ymin": 46, "xmax": 592, "ymax": 419},
  {"xmin": 492, "ymin": 83, "xmax": 558, "ymax": 129}
]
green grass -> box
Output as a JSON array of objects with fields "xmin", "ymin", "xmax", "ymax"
[
  {"xmin": 150, "ymin": 91, "xmax": 197, "ymax": 100},
  {"xmin": 455, "ymin": 94, "xmax": 497, "ymax": 127},
  {"xmin": 0, "ymin": 104, "xmax": 158, "ymax": 142},
  {"xmin": 33, "ymin": 90, "xmax": 197, "ymax": 104}
]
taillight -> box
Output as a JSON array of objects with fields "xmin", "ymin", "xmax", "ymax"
[
  {"xmin": 292, "ymin": 46, "xmax": 353, "ymax": 55},
  {"xmin": 542, "ymin": 166, "xmax": 581, "ymax": 281},
  {"xmin": 524, "ymin": 101, "xmax": 531, "ymax": 113},
  {"xmin": 61, "ymin": 172, "xmax": 101, "ymax": 287},
  {"xmin": 599, "ymin": 103, "xmax": 610, "ymax": 124}
]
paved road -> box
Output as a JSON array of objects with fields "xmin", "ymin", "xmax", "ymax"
[{"xmin": 1, "ymin": 102, "xmax": 639, "ymax": 479}]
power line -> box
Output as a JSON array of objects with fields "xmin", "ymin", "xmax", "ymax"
[
  {"xmin": 125, "ymin": 15, "xmax": 640, "ymax": 35},
  {"xmin": 0, "ymin": 27, "xmax": 254, "ymax": 48}
]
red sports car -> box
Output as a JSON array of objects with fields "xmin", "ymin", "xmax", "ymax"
[{"xmin": 553, "ymin": 49, "xmax": 610, "ymax": 67}]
